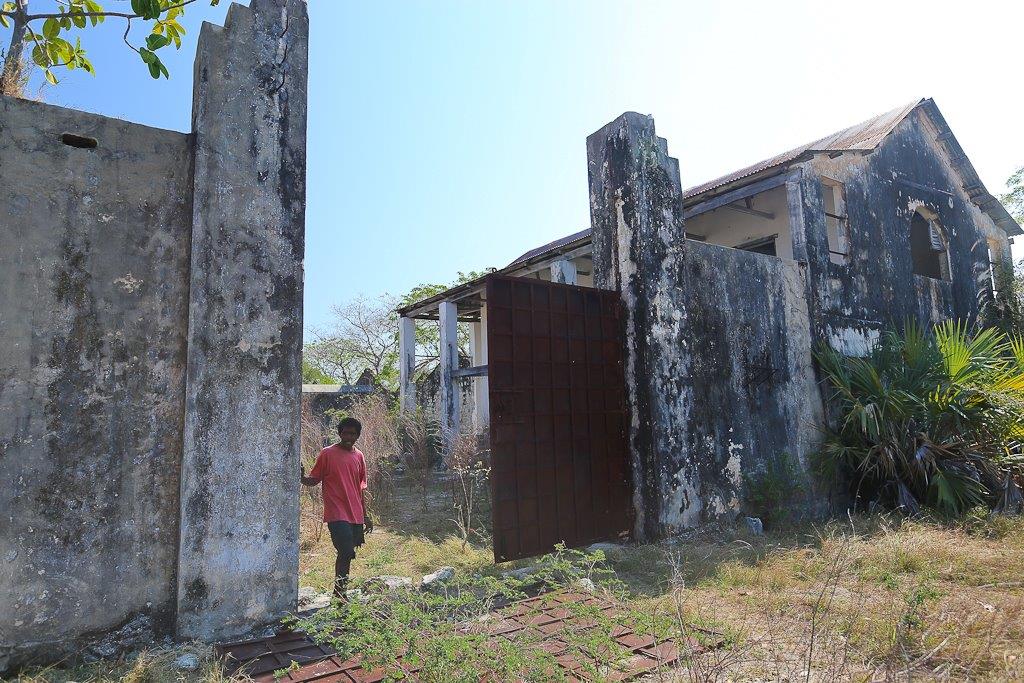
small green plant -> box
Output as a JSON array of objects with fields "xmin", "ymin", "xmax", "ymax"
[
  {"xmin": 287, "ymin": 546, "xmax": 675, "ymax": 682},
  {"xmin": 272, "ymin": 659, "xmax": 301, "ymax": 680},
  {"xmin": 528, "ymin": 543, "xmax": 632, "ymax": 602},
  {"xmin": 743, "ymin": 451, "xmax": 807, "ymax": 527}
]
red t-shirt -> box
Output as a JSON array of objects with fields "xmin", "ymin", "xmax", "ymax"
[{"xmin": 308, "ymin": 444, "xmax": 367, "ymax": 523}]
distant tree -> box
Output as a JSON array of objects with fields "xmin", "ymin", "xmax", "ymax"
[
  {"xmin": 301, "ymin": 359, "xmax": 337, "ymax": 385},
  {"xmin": 1001, "ymin": 166, "xmax": 1024, "ymax": 225},
  {"xmin": 1, "ymin": 0, "xmax": 220, "ymax": 96},
  {"xmin": 302, "ymin": 269, "xmax": 496, "ymax": 392},
  {"xmin": 304, "ymin": 294, "xmax": 401, "ymax": 390},
  {"xmin": 989, "ymin": 166, "xmax": 1024, "ymax": 332}
]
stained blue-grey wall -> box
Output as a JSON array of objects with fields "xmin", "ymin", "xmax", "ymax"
[
  {"xmin": 794, "ymin": 108, "xmax": 1011, "ymax": 350},
  {"xmin": 671, "ymin": 241, "xmax": 822, "ymax": 528},
  {"xmin": 587, "ymin": 113, "xmax": 822, "ymax": 539},
  {"xmin": 0, "ymin": 0, "xmax": 308, "ymax": 668},
  {"xmin": 0, "ymin": 96, "xmax": 193, "ymax": 663}
]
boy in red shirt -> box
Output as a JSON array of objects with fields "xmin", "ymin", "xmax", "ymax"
[{"xmin": 301, "ymin": 417, "xmax": 373, "ymax": 598}]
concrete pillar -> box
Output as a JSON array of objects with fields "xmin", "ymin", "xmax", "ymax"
[
  {"xmin": 399, "ymin": 316, "xmax": 416, "ymax": 413},
  {"xmin": 786, "ymin": 171, "xmax": 810, "ymax": 263},
  {"xmin": 176, "ymin": 0, "xmax": 308, "ymax": 641},
  {"xmin": 470, "ymin": 306, "xmax": 489, "ymax": 433},
  {"xmin": 438, "ymin": 301, "xmax": 460, "ymax": 442},
  {"xmin": 550, "ymin": 258, "xmax": 577, "ymax": 285},
  {"xmin": 586, "ymin": 112, "xmax": 688, "ymax": 541}
]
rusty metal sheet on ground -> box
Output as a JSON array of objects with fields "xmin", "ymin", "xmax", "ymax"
[{"xmin": 216, "ymin": 592, "xmax": 720, "ymax": 682}]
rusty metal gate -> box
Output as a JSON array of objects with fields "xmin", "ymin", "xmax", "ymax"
[{"xmin": 486, "ymin": 274, "xmax": 631, "ymax": 562}]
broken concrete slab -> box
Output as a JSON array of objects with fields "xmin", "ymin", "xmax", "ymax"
[{"xmin": 421, "ymin": 566, "xmax": 456, "ymax": 589}]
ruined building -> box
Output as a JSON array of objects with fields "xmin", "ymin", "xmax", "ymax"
[
  {"xmin": 1, "ymin": 0, "xmax": 307, "ymax": 668},
  {"xmin": 397, "ymin": 100, "xmax": 1020, "ymax": 559}
]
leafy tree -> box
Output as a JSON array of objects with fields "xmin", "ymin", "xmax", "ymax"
[
  {"xmin": 985, "ymin": 260, "xmax": 1024, "ymax": 335},
  {"xmin": 986, "ymin": 166, "xmax": 1024, "ymax": 333},
  {"xmin": 0, "ymin": 0, "xmax": 219, "ymax": 96},
  {"xmin": 301, "ymin": 359, "xmax": 337, "ymax": 385},
  {"xmin": 1001, "ymin": 166, "xmax": 1024, "ymax": 225},
  {"xmin": 304, "ymin": 294, "xmax": 401, "ymax": 390}
]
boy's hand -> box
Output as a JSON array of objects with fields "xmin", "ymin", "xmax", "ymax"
[{"xmin": 364, "ymin": 516, "xmax": 374, "ymax": 534}]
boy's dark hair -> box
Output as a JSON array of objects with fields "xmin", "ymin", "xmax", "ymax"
[{"xmin": 338, "ymin": 417, "xmax": 362, "ymax": 435}]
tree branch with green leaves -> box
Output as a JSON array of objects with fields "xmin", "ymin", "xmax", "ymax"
[{"xmin": 0, "ymin": 0, "xmax": 219, "ymax": 95}]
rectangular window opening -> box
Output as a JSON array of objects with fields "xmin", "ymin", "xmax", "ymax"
[
  {"xmin": 735, "ymin": 234, "xmax": 778, "ymax": 257},
  {"xmin": 822, "ymin": 177, "xmax": 849, "ymax": 265}
]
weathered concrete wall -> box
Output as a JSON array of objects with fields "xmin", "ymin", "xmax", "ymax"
[
  {"xmin": 302, "ymin": 385, "xmax": 376, "ymax": 427},
  {"xmin": 587, "ymin": 113, "xmax": 822, "ymax": 539},
  {"xmin": 794, "ymin": 107, "xmax": 1011, "ymax": 348},
  {"xmin": 0, "ymin": 98, "xmax": 193, "ymax": 660},
  {"xmin": 176, "ymin": 0, "xmax": 308, "ymax": 641},
  {"xmin": 584, "ymin": 106, "xmax": 1014, "ymax": 539},
  {"xmin": 674, "ymin": 242, "xmax": 823, "ymax": 526},
  {"xmin": 415, "ymin": 367, "xmax": 476, "ymax": 435},
  {"xmin": 0, "ymin": 0, "xmax": 308, "ymax": 665}
]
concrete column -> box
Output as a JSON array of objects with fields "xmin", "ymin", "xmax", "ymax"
[
  {"xmin": 470, "ymin": 306, "xmax": 489, "ymax": 433},
  {"xmin": 550, "ymin": 258, "xmax": 577, "ymax": 285},
  {"xmin": 438, "ymin": 301, "xmax": 460, "ymax": 442},
  {"xmin": 399, "ymin": 316, "xmax": 416, "ymax": 413},
  {"xmin": 176, "ymin": 0, "xmax": 308, "ymax": 641},
  {"xmin": 786, "ymin": 171, "xmax": 809, "ymax": 263},
  {"xmin": 587, "ymin": 112, "xmax": 688, "ymax": 541}
]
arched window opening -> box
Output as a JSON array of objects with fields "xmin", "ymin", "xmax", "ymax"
[{"xmin": 909, "ymin": 211, "xmax": 949, "ymax": 280}]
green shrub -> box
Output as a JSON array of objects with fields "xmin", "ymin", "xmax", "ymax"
[
  {"xmin": 815, "ymin": 320, "xmax": 1024, "ymax": 517},
  {"xmin": 742, "ymin": 451, "xmax": 807, "ymax": 526}
]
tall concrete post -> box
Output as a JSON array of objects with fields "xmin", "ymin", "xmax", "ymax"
[
  {"xmin": 470, "ymin": 307, "xmax": 489, "ymax": 433},
  {"xmin": 176, "ymin": 0, "xmax": 309, "ymax": 641},
  {"xmin": 398, "ymin": 316, "xmax": 417, "ymax": 414},
  {"xmin": 586, "ymin": 113, "xmax": 691, "ymax": 540},
  {"xmin": 438, "ymin": 301, "xmax": 460, "ymax": 444}
]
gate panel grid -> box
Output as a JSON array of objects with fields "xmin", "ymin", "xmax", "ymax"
[{"xmin": 487, "ymin": 274, "xmax": 631, "ymax": 562}]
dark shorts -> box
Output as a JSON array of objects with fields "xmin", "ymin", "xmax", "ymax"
[{"xmin": 327, "ymin": 521, "xmax": 365, "ymax": 560}]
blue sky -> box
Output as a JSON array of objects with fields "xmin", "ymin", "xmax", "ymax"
[{"xmin": 7, "ymin": 1, "xmax": 1024, "ymax": 334}]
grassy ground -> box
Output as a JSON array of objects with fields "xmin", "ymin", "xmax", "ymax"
[
  {"xmin": 604, "ymin": 514, "xmax": 1024, "ymax": 681},
  {"xmin": 298, "ymin": 475, "xmax": 1024, "ymax": 681},
  {"xmin": 11, "ymin": 473, "xmax": 1024, "ymax": 681},
  {"xmin": 298, "ymin": 472, "xmax": 499, "ymax": 590}
]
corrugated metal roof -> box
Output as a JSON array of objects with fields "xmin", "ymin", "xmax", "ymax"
[
  {"xmin": 507, "ymin": 228, "xmax": 591, "ymax": 267},
  {"xmin": 681, "ymin": 98, "xmax": 923, "ymax": 199},
  {"xmin": 501, "ymin": 98, "xmax": 1020, "ymax": 272},
  {"xmin": 508, "ymin": 99, "xmax": 930, "ymax": 265}
]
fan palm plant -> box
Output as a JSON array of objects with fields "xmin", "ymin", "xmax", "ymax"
[{"xmin": 816, "ymin": 320, "xmax": 1024, "ymax": 516}]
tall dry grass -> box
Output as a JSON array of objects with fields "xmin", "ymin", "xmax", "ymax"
[
  {"xmin": 346, "ymin": 393, "xmax": 399, "ymax": 516},
  {"xmin": 620, "ymin": 515, "xmax": 1024, "ymax": 682},
  {"xmin": 398, "ymin": 408, "xmax": 436, "ymax": 512},
  {"xmin": 444, "ymin": 431, "xmax": 491, "ymax": 550},
  {"xmin": 300, "ymin": 400, "xmax": 331, "ymax": 548},
  {"xmin": 300, "ymin": 394, "xmax": 398, "ymax": 549}
]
